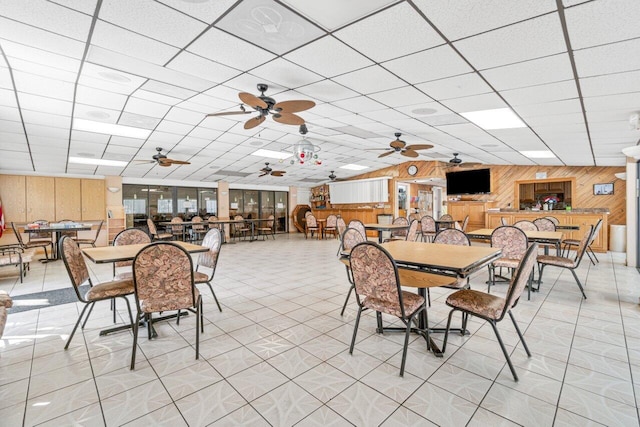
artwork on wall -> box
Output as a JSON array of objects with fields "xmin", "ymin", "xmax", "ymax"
[{"xmin": 593, "ymin": 183, "xmax": 614, "ymax": 195}]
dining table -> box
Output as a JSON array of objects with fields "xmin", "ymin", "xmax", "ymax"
[
  {"xmin": 23, "ymin": 223, "xmax": 93, "ymax": 261},
  {"xmin": 434, "ymin": 219, "xmax": 458, "ymax": 232},
  {"xmin": 379, "ymin": 240, "xmax": 502, "ymax": 356},
  {"xmin": 466, "ymin": 228, "xmax": 564, "ymax": 255},
  {"xmin": 364, "ymin": 223, "xmax": 410, "ymax": 243}
]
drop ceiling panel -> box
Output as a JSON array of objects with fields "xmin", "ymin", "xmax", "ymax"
[
  {"xmin": 13, "ymin": 72, "xmax": 75, "ymax": 101},
  {"xmin": 441, "ymin": 93, "xmax": 507, "ymax": 114},
  {"xmin": 156, "ymin": 0, "xmax": 237, "ymax": 23},
  {"xmin": 0, "ymin": 19, "xmax": 86, "ymax": 60},
  {"xmin": 454, "ymin": 13, "xmax": 566, "ymax": 70},
  {"xmin": 565, "ymin": 0, "xmax": 640, "ymax": 50},
  {"xmin": 281, "ymin": 0, "xmax": 397, "ymax": 31},
  {"xmin": 365, "ymin": 86, "xmax": 433, "ymax": 108},
  {"xmin": 334, "ymin": 3, "xmax": 444, "ymax": 62},
  {"xmin": 583, "ymin": 93, "xmax": 640, "ymax": 113},
  {"xmin": 167, "ymin": 51, "xmax": 241, "ymax": 84},
  {"xmin": 75, "ymin": 87, "xmax": 128, "ymax": 111},
  {"xmin": 332, "ymin": 65, "xmax": 406, "ymax": 95},
  {"xmin": 501, "ymin": 80, "xmax": 579, "ymax": 106},
  {"xmin": 0, "ymin": 0, "xmax": 92, "ymax": 40},
  {"xmin": 296, "ymin": 80, "xmax": 359, "ymax": 103},
  {"xmin": 416, "ymin": 73, "xmax": 493, "ymax": 101},
  {"xmin": 574, "ymin": 39, "xmax": 640, "ymax": 78},
  {"xmin": 125, "ymin": 98, "xmax": 172, "ymax": 118},
  {"xmin": 249, "ymin": 59, "xmax": 324, "ymax": 88},
  {"xmin": 414, "ymin": 0, "xmax": 557, "ymax": 40},
  {"xmin": 482, "ymin": 53, "xmax": 574, "ymax": 91},
  {"xmin": 515, "ymin": 98, "xmax": 583, "ymax": 118}
]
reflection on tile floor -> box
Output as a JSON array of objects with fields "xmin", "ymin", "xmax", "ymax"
[{"xmin": 1, "ymin": 234, "xmax": 639, "ymax": 426}]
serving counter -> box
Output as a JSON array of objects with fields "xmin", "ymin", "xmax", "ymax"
[{"xmin": 485, "ymin": 210, "xmax": 609, "ymax": 252}]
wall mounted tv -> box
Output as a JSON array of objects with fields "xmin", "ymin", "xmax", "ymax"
[{"xmin": 446, "ymin": 168, "xmax": 491, "ymax": 195}]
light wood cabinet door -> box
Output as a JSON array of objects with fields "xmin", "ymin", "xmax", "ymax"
[
  {"xmin": 570, "ymin": 214, "xmax": 603, "ymax": 250},
  {"xmin": 26, "ymin": 176, "xmax": 55, "ymax": 221},
  {"xmin": 0, "ymin": 175, "xmax": 27, "ymax": 223},
  {"xmin": 55, "ymin": 178, "xmax": 81, "ymax": 221},
  {"xmin": 447, "ymin": 203, "xmax": 466, "ymax": 221},
  {"xmin": 81, "ymin": 179, "xmax": 105, "ymax": 220}
]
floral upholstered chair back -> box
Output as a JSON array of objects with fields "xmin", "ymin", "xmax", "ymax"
[
  {"xmin": 406, "ymin": 220, "xmax": 420, "ymax": 242},
  {"xmin": 544, "ymin": 216, "xmax": 559, "ymax": 226},
  {"xmin": 503, "ymin": 243, "xmax": 539, "ymax": 317},
  {"xmin": 391, "ymin": 217, "xmax": 409, "ymax": 238},
  {"xmin": 491, "ymin": 226, "xmax": 528, "ymax": 261},
  {"xmin": 198, "ymin": 228, "xmax": 222, "ymax": 270},
  {"xmin": 420, "ymin": 215, "xmax": 436, "ymax": 234},
  {"xmin": 349, "ymin": 242, "xmax": 403, "ymax": 316},
  {"xmin": 60, "ymin": 236, "xmax": 91, "ymax": 301},
  {"xmin": 113, "ymin": 228, "xmax": 151, "ymax": 268},
  {"xmin": 326, "ymin": 214, "xmax": 337, "ymax": 228},
  {"xmin": 439, "ymin": 214, "xmax": 453, "ymax": 221},
  {"xmin": 147, "ymin": 219, "xmax": 158, "ymax": 236},
  {"xmin": 347, "ymin": 220, "xmax": 366, "ymax": 239},
  {"xmin": 133, "ymin": 242, "xmax": 196, "ymax": 313},
  {"xmin": 336, "ymin": 217, "xmax": 347, "ymax": 238},
  {"xmin": 533, "ymin": 218, "xmax": 555, "ymax": 232},
  {"xmin": 170, "ymin": 217, "xmax": 184, "ymax": 237},
  {"xmin": 434, "ymin": 228, "xmax": 470, "ymax": 246},
  {"xmin": 341, "ymin": 228, "xmax": 366, "ymax": 254},
  {"xmin": 306, "ymin": 214, "xmax": 318, "ymax": 227},
  {"xmin": 191, "ymin": 216, "xmax": 206, "ymax": 233},
  {"xmin": 513, "ymin": 220, "xmax": 537, "ymax": 232}
]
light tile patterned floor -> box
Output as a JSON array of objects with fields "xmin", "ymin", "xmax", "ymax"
[{"xmin": 0, "ymin": 234, "xmax": 639, "ymax": 426}]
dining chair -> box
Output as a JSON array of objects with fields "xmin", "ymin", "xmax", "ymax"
[
  {"xmin": 57, "ymin": 219, "xmax": 78, "ymax": 239},
  {"xmin": 338, "ymin": 227, "xmax": 366, "ymax": 316},
  {"xmin": 532, "ymin": 217, "xmax": 558, "ymax": 255},
  {"xmin": 389, "ymin": 216, "xmax": 409, "ymax": 240},
  {"xmin": 29, "ymin": 219, "xmax": 53, "ymax": 244},
  {"xmin": 460, "ymin": 215, "xmax": 469, "ymax": 232},
  {"xmin": 488, "ymin": 226, "xmax": 528, "ymax": 296},
  {"xmin": 432, "ymin": 228, "xmax": 472, "ymax": 312},
  {"xmin": 348, "ymin": 241, "xmax": 426, "ymax": 376},
  {"xmin": 59, "ymin": 236, "xmax": 134, "ymax": 350},
  {"xmin": 562, "ymin": 218, "xmax": 602, "ymax": 265},
  {"xmin": 256, "ymin": 215, "xmax": 276, "ymax": 240},
  {"xmin": 304, "ymin": 213, "xmax": 320, "ymax": 239},
  {"xmin": 170, "ymin": 217, "xmax": 185, "ymax": 240},
  {"xmin": 73, "ymin": 220, "xmax": 104, "ymax": 248},
  {"xmin": 131, "ymin": 241, "xmax": 202, "ymax": 370},
  {"xmin": 500, "ymin": 217, "xmax": 509, "ymax": 226},
  {"xmin": 347, "ymin": 219, "xmax": 366, "ymax": 240},
  {"xmin": 442, "ymin": 243, "xmax": 538, "ymax": 381},
  {"xmin": 439, "ymin": 214, "xmax": 453, "ymax": 221},
  {"xmin": 537, "ymin": 225, "xmax": 593, "ymax": 299},
  {"xmin": 543, "ymin": 216, "xmax": 559, "ymax": 226},
  {"xmin": 11, "ymin": 222, "xmax": 54, "ymax": 262},
  {"xmin": 112, "ymin": 228, "xmax": 151, "ymax": 280},
  {"xmin": 233, "ymin": 215, "xmax": 250, "ymax": 241},
  {"xmin": 190, "ymin": 216, "xmax": 207, "ymax": 243},
  {"xmin": 336, "ymin": 217, "xmax": 347, "ymax": 241},
  {"xmin": 194, "ymin": 228, "xmax": 223, "ymax": 312},
  {"xmin": 419, "ymin": 215, "xmax": 437, "ymax": 242},
  {"xmin": 0, "ymin": 290, "xmax": 12, "ymax": 339},
  {"xmin": 323, "ymin": 214, "xmax": 338, "ymax": 239},
  {"xmin": 405, "ymin": 219, "xmax": 420, "ymax": 242},
  {"xmin": 513, "ymin": 220, "xmax": 538, "ymax": 231},
  {"xmin": 147, "ymin": 218, "xmax": 172, "ymax": 241}
]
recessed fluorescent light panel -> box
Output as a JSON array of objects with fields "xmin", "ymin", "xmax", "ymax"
[
  {"xmin": 460, "ymin": 108, "xmax": 526, "ymax": 130},
  {"xmin": 250, "ymin": 149, "xmax": 292, "ymax": 160},
  {"xmin": 340, "ymin": 164, "xmax": 369, "ymax": 171},
  {"xmin": 69, "ymin": 157, "xmax": 129, "ymax": 167},
  {"xmin": 519, "ymin": 150, "xmax": 556, "ymax": 159},
  {"xmin": 73, "ymin": 118, "xmax": 152, "ymax": 139}
]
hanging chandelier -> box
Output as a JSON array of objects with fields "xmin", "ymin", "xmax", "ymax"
[{"xmin": 290, "ymin": 124, "xmax": 321, "ymax": 165}]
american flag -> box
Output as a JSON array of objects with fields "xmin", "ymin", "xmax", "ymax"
[{"xmin": 0, "ymin": 198, "xmax": 4, "ymax": 238}]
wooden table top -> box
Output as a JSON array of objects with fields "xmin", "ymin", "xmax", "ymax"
[
  {"xmin": 83, "ymin": 241, "xmax": 208, "ymax": 264},
  {"xmin": 467, "ymin": 228, "xmax": 563, "ymax": 242},
  {"xmin": 380, "ymin": 240, "xmax": 501, "ymax": 277},
  {"xmin": 364, "ymin": 223, "xmax": 410, "ymax": 231}
]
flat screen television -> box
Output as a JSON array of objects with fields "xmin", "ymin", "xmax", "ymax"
[{"xmin": 446, "ymin": 168, "xmax": 491, "ymax": 195}]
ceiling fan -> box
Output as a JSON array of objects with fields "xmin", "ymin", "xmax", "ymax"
[
  {"xmin": 369, "ymin": 133, "xmax": 434, "ymax": 158},
  {"xmin": 445, "ymin": 153, "xmax": 482, "ymax": 169},
  {"xmin": 135, "ymin": 147, "xmax": 191, "ymax": 167},
  {"xmin": 259, "ymin": 162, "xmax": 286, "ymax": 177},
  {"xmin": 207, "ymin": 83, "xmax": 315, "ymax": 130}
]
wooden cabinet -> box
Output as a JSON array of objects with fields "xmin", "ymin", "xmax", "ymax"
[
  {"xmin": 107, "ymin": 206, "xmax": 125, "ymax": 243},
  {"xmin": 0, "ymin": 175, "xmax": 27, "ymax": 223},
  {"xmin": 569, "ymin": 214, "xmax": 605, "ymax": 250},
  {"xmin": 447, "ymin": 201, "xmax": 497, "ymax": 231},
  {"xmin": 55, "ymin": 178, "xmax": 81, "ymax": 221},
  {"xmin": 310, "ymin": 184, "xmax": 330, "ymax": 209},
  {"xmin": 26, "ymin": 176, "xmax": 55, "ymax": 221},
  {"xmin": 81, "ymin": 179, "xmax": 105, "ymax": 220}
]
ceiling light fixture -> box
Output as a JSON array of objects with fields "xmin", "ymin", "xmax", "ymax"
[
  {"xmin": 519, "ymin": 150, "xmax": 556, "ymax": 159},
  {"xmin": 69, "ymin": 157, "xmax": 129, "ymax": 167},
  {"xmin": 250, "ymin": 149, "xmax": 292, "ymax": 160},
  {"xmin": 73, "ymin": 118, "xmax": 152, "ymax": 139},
  {"xmin": 340, "ymin": 164, "xmax": 369, "ymax": 171},
  {"xmin": 461, "ymin": 108, "xmax": 526, "ymax": 130}
]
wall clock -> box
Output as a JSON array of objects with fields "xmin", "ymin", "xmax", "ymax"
[{"xmin": 407, "ymin": 165, "xmax": 418, "ymax": 176}]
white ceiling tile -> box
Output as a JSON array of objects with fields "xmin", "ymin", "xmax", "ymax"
[
  {"xmin": 284, "ymin": 36, "xmax": 373, "ymax": 78},
  {"xmin": 367, "ymin": 86, "xmax": 434, "ymax": 108},
  {"xmin": 156, "ymin": 0, "xmax": 237, "ymax": 23},
  {"xmin": 0, "ymin": 18, "xmax": 86, "ymax": 59},
  {"xmin": 296, "ymin": 80, "xmax": 359, "ymax": 103},
  {"xmin": 414, "ymin": 0, "xmax": 557, "ymax": 40},
  {"xmin": 565, "ymin": 0, "xmax": 640, "ymax": 50},
  {"xmin": 75, "ymin": 86, "xmax": 128, "ymax": 111},
  {"xmin": 395, "ymin": 102, "xmax": 456, "ymax": 119},
  {"xmin": 383, "ymin": 44, "xmax": 473, "ymax": 84},
  {"xmin": 163, "ymin": 107, "xmax": 204, "ymax": 126},
  {"xmin": 187, "ymin": 28, "xmax": 276, "ymax": 71},
  {"xmin": 167, "ymin": 51, "xmax": 241, "ymax": 84},
  {"xmin": 0, "ymin": 0, "xmax": 92, "ymax": 40},
  {"xmin": 580, "ymin": 70, "xmax": 640, "ymax": 98},
  {"xmin": 454, "ymin": 13, "xmax": 566, "ymax": 70},
  {"xmin": 416, "ymin": 73, "xmax": 493, "ymax": 101},
  {"xmin": 583, "ymin": 93, "xmax": 640, "ymax": 113},
  {"xmin": 525, "ymin": 112, "xmax": 584, "ymax": 126},
  {"xmin": 249, "ymin": 58, "xmax": 324, "ymax": 88},
  {"xmin": 481, "ymin": 53, "xmax": 574, "ymax": 91},
  {"xmin": 132, "ymin": 90, "xmax": 182, "ymax": 107},
  {"xmin": 99, "ymin": 0, "xmax": 207, "ymax": 47},
  {"xmin": 7, "ymin": 57, "xmax": 78, "ymax": 83},
  {"xmin": 332, "ymin": 65, "xmax": 406, "ymax": 95},
  {"xmin": 21, "ymin": 110, "xmax": 71, "ymax": 129},
  {"xmin": 80, "ymin": 63, "xmax": 148, "ymax": 94},
  {"xmin": 91, "ymin": 20, "xmax": 179, "ymax": 65},
  {"xmin": 516, "ymin": 98, "xmax": 583, "ymax": 118},
  {"xmin": 0, "ymin": 119, "xmax": 24, "ymax": 134},
  {"xmin": 359, "ymin": 108, "xmax": 409, "ymax": 122},
  {"xmin": 332, "ymin": 96, "xmax": 387, "ymax": 114},
  {"xmin": 574, "ymin": 39, "xmax": 640, "ymax": 78},
  {"xmin": 125, "ymin": 97, "xmax": 171, "ymax": 118},
  {"xmin": 13, "ymin": 71, "xmax": 75, "ymax": 101},
  {"xmin": 155, "ymin": 120, "xmax": 195, "ymax": 136},
  {"xmin": 501, "ymin": 80, "xmax": 579, "ymax": 106},
  {"xmin": 1, "ymin": 39, "xmax": 82, "ymax": 72},
  {"xmin": 142, "ymin": 80, "xmax": 197, "ymax": 100},
  {"xmin": 281, "ymin": 0, "xmax": 396, "ymax": 31},
  {"xmin": 0, "ymin": 106, "xmax": 21, "ymax": 122},
  {"xmin": 441, "ymin": 93, "xmax": 507, "ymax": 114},
  {"xmin": 334, "ymin": 3, "xmax": 444, "ymax": 62},
  {"xmin": 214, "ymin": 0, "xmax": 325, "ymax": 55},
  {"xmin": 119, "ymin": 112, "xmax": 161, "ymax": 130}
]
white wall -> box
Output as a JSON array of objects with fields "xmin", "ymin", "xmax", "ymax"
[{"xmin": 625, "ymin": 159, "xmax": 637, "ymax": 267}]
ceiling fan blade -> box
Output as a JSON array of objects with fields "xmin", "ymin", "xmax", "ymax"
[
  {"xmin": 133, "ymin": 160, "xmax": 155, "ymax": 164},
  {"xmin": 390, "ymin": 139, "xmax": 405, "ymax": 149},
  {"xmin": 405, "ymin": 144, "xmax": 434, "ymax": 151},
  {"xmin": 460, "ymin": 162, "xmax": 482, "ymax": 168},
  {"xmin": 273, "ymin": 100, "xmax": 315, "ymax": 113},
  {"xmin": 158, "ymin": 161, "xmax": 172, "ymax": 167},
  {"xmin": 378, "ymin": 150, "xmax": 395, "ymax": 158},
  {"xmin": 244, "ymin": 115, "xmax": 266, "ymax": 129},
  {"xmin": 239, "ymin": 92, "xmax": 268, "ymax": 109},
  {"xmin": 401, "ymin": 149, "xmax": 420, "ymax": 158},
  {"xmin": 271, "ymin": 171, "xmax": 286, "ymax": 177},
  {"xmin": 273, "ymin": 112, "xmax": 305, "ymax": 125},
  {"xmin": 164, "ymin": 159, "xmax": 191, "ymax": 165},
  {"xmin": 258, "ymin": 172, "xmax": 268, "ymax": 177},
  {"xmin": 206, "ymin": 111, "xmax": 251, "ymax": 117}
]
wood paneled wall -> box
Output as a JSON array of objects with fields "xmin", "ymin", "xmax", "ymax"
[{"xmin": 333, "ymin": 161, "xmax": 626, "ymax": 226}]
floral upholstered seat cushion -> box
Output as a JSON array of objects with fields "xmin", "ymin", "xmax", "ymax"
[
  {"xmin": 0, "ymin": 290, "xmax": 13, "ymax": 308},
  {"xmin": 85, "ymin": 279, "xmax": 134, "ymax": 301},
  {"xmin": 493, "ymin": 258, "xmax": 521, "ymax": 269},
  {"xmin": 141, "ymin": 287, "xmax": 200, "ymax": 313},
  {"xmin": 537, "ymin": 255, "xmax": 576, "ymax": 268},
  {"xmin": 363, "ymin": 290, "xmax": 424, "ymax": 318},
  {"xmin": 446, "ymin": 289, "xmax": 505, "ymax": 320},
  {"xmin": 193, "ymin": 271, "xmax": 209, "ymax": 283}
]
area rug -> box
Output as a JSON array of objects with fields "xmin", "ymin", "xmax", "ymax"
[{"xmin": 7, "ymin": 285, "xmax": 90, "ymax": 314}]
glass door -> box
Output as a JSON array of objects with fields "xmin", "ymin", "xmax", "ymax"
[{"xmin": 275, "ymin": 191, "xmax": 288, "ymax": 233}]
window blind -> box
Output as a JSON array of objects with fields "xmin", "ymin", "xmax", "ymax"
[{"xmin": 328, "ymin": 177, "xmax": 390, "ymax": 204}]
